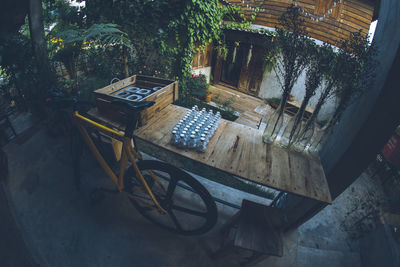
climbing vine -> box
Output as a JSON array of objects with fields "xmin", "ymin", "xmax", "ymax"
[
  {"xmin": 224, "ymin": 0, "xmax": 264, "ymax": 30},
  {"xmin": 160, "ymin": 0, "xmax": 227, "ymax": 80}
]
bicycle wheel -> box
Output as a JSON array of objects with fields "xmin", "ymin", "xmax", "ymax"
[{"xmin": 124, "ymin": 160, "xmax": 218, "ymax": 235}]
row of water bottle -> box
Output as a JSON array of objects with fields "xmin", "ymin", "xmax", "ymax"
[{"xmin": 170, "ymin": 105, "xmax": 221, "ymax": 152}]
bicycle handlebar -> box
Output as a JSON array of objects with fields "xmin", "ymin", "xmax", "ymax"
[{"xmin": 45, "ymin": 95, "xmax": 155, "ymax": 138}]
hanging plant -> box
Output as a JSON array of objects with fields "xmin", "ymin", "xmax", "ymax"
[{"xmin": 263, "ymin": 52, "xmax": 277, "ymax": 73}]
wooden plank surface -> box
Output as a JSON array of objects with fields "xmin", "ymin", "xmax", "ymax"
[
  {"xmin": 88, "ymin": 104, "xmax": 331, "ymax": 203},
  {"xmin": 130, "ymin": 104, "xmax": 331, "ymax": 204}
]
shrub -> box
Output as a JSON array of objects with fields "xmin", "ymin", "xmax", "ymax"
[{"xmin": 187, "ymin": 73, "xmax": 209, "ymax": 98}]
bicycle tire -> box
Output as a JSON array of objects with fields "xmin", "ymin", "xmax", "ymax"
[{"xmin": 124, "ymin": 160, "xmax": 218, "ymax": 235}]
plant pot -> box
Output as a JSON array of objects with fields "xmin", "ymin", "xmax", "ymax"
[{"xmin": 205, "ymin": 92, "xmax": 213, "ymax": 103}]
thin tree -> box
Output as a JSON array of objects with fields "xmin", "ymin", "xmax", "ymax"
[
  {"xmin": 262, "ymin": 5, "xmax": 310, "ymax": 143},
  {"xmin": 28, "ymin": 0, "xmax": 56, "ymax": 93}
]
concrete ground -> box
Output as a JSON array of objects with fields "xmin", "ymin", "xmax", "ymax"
[
  {"xmin": 0, "ymin": 183, "xmax": 38, "ymax": 267},
  {"xmin": 1, "ymin": 111, "xmax": 386, "ymax": 267}
]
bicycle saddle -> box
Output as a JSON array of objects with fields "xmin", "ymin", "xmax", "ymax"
[{"xmin": 111, "ymin": 99, "xmax": 155, "ymax": 113}]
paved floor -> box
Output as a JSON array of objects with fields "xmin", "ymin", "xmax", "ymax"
[
  {"xmin": 3, "ymin": 127, "xmax": 274, "ymax": 267},
  {"xmin": 1, "ymin": 111, "xmax": 386, "ymax": 267},
  {"xmin": 0, "ymin": 183, "xmax": 38, "ymax": 266}
]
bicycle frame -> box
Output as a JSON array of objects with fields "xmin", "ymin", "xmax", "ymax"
[{"xmin": 72, "ymin": 111, "xmax": 167, "ymax": 213}]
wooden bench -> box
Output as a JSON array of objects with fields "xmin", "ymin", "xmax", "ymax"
[{"xmin": 213, "ymin": 199, "xmax": 284, "ymax": 266}]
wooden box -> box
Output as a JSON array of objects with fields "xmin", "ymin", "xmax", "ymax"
[{"xmin": 94, "ymin": 75, "xmax": 179, "ymax": 126}]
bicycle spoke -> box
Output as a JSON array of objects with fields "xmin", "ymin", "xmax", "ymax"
[
  {"xmin": 164, "ymin": 178, "xmax": 178, "ymax": 204},
  {"xmin": 172, "ymin": 204, "xmax": 208, "ymax": 218},
  {"xmin": 168, "ymin": 210, "xmax": 183, "ymax": 231},
  {"xmin": 124, "ymin": 160, "xmax": 218, "ymax": 235}
]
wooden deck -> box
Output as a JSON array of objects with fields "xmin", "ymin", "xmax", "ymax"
[{"xmin": 209, "ymin": 84, "xmax": 270, "ymax": 129}]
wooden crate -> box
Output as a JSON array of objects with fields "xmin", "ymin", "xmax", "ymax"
[{"xmin": 94, "ymin": 75, "xmax": 179, "ymax": 126}]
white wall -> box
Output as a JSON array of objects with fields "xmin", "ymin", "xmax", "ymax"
[
  {"xmin": 258, "ymin": 66, "xmax": 338, "ymax": 122},
  {"xmin": 320, "ymin": 0, "xmax": 400, "ymax": 174},
  {"xmin": 192, "ymin": 67, "xmax": 212, "ymax": 83}
]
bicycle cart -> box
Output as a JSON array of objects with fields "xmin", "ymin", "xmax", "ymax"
[
  {"xmin": 89, "ymin": 104, "xmax": 332, "ymax": 205},
  {"xmin": 48, "ymin": 74, "xmax": 332, "ymax": 236}
]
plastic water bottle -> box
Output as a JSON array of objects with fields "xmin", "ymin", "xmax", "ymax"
[
  {"xmin": 170, "ymin": 130, "xmax": 178, "ymax": 145},
  {"xmin": 188, "ymin": 135, "xmax": 197, "ymax": 148},
  {"xmin": 178, "ymin": 134, "xmax": 186, "ymax": 148},
  {"xmin": 198, "ymin": 137, "xmax": 207, "ymax": 152},
  {"xmin": 171, "ymin": 105, "xmax": 221, "ymax": 150}
]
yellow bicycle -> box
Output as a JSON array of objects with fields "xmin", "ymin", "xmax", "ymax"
[{"xmin": 47, "ymin": 96, "xmax": 217, "ymax": 235}]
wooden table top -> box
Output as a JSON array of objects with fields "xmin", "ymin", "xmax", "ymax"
[{"xmin": 89, "ymin": 105, "xmax": 332, "ymax": 204}]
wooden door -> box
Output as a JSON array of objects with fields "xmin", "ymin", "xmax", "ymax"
[
  {"xmin": 220, "ymin": 41, "xmax": 245, "ymax": 87},
  {"xmin": 237, "ymin": 44, "xmax": 267, "ymax": 96}
]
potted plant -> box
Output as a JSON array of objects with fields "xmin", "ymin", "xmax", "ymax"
[
  {"xmin": 187, "ymin": 73, "xmax": 210, "ymax": 101},
  {"xmin": 205, "ymin": 91, "xmax": 213, "ymax": 103},
  {"xmin": 265, "ymin": 97, "xmax": 281, "ymax": 109}
]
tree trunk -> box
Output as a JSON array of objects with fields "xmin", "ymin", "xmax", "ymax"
[
  {"xmin": 28, "ymin": 0, "xmax": 54, "ymax": 91},
  {"xmin": 123, "ymin": 46, "xmax": 129, "ymax": 78}
]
